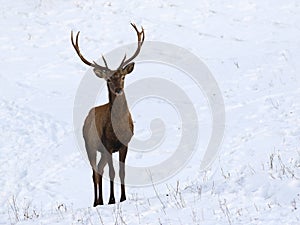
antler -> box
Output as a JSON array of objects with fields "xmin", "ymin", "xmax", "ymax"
[
  {"xmin": 117, "ymin": 23, "xmax": 145, "ymax": 69},
  {"xmin": 71, "ymin": 23, "xmax": 145, "ymax": 72},
  {"xmin": 71, "ymin": 31, "xmax": 112, "ymax": 72}
]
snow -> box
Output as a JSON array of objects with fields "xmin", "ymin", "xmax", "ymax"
[{"xmin": 1, "ymin": 0, "xmax": 300, "ymax": 224}]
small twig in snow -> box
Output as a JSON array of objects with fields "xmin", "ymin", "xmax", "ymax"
[{"xmin": 147, "ymin": 170, "xmax": 166, "ymax": 214}]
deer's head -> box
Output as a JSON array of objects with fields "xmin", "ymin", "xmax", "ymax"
[{"xmin": 71, "ymin": 23, "xmax": 145, "ymax": 96}]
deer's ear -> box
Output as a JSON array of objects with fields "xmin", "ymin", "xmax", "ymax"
[
  {"xmin": 93, "ymin": 67, "xmax": 107, "ymax": 78},
  {"xmin": 123, "ymin": 62, "xmax": 135, "ymax": 75}
]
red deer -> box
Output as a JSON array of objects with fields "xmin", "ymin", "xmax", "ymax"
[{"xmin": 71, "ymin": 23, "xmax": 145, "ymax": 206}]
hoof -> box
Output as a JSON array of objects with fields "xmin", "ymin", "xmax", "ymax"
[
  {"xmin": 108, "ymin": 197, "xmax": 115, "ymax": 204},
  {"xmin": 93, "ymin": 199, "xmax": 103, "ymax": 207},
  {"xmin": 120, "ymin": 196, "xmax": 126, "ymax": 202}
]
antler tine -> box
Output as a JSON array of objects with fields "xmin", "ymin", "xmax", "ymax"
[
  {"xmin": 93, "ymin": 55, "xmax": 112, "ymax": 71},
  {"xmin": 141, "ymin": 26, "xmax": 145, "ymax": 43},
  {"xmin": 119, "ymin": 23, "xmax": 145, "ymax": 69},
  {"xmin": 71, "ymin": 31, "xmax": 94, "ymax": 67},
  {"xmin": 131, "ymin": 23, "xmax": 145, "ymax": 44},
  {"xmin": 117, "ymin": 54, "xmax": 127, "ymax": 70},
  {"xmin": 101, "ymin": 55, "xmax": 110, "ymax": 69},
  {"xmin": 71, "ymin": 30, "xmax": 112, "ymax": 71}
]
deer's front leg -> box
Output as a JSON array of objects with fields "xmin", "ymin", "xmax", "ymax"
[
  {"xmin": 119, "ymin": 147, "xmax": 128, "ymax": 202},
  {"xmin": 107, "ymin": 153, "xmax": 116, "ymax": 204}
]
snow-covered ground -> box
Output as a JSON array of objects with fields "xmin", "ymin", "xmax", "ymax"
[{"xmin": 1, "ymin": 0, "xmax": 300, "ymax": 224}]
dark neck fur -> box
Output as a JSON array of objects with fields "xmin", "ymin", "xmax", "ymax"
[{"xmin": 108, "ymin": 84, "xmax": 129, "ymax": 116}]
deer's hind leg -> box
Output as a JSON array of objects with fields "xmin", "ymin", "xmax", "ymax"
[
  {"xmin": 86, "ymin": 147, "xmax": 101, "ymax": 207},
  {"xmin": 96, "ymin": 152, "xmax": 108, "ymax": 206}
]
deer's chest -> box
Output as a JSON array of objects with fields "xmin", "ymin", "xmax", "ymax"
[{"xmin": 101, "ymin": 119, "xmax": 133, "ymax": 152}]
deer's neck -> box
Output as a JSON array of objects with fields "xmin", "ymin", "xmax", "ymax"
[{"xmin": 108, "ymin": 86, "xmax": 129, "ymax": 117}]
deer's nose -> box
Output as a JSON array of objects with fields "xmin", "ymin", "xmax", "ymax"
[{"xmin": 115, "ymin": 88, "xmax": 123, "ymax": 95}]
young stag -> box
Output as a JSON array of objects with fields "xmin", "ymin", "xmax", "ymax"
[{"xmin": 71, "ymin": 23, "xmax": 145, "ymax": 206}]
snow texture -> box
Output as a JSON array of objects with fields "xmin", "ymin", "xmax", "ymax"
[{"xmin": 0, "ymin": 0, "xmax": 300, "ymax": 224}]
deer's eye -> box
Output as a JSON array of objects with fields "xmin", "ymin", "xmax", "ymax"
[
  {"xmin": 121, "ymin": 76, "xmax": 125, "ymax": 80},
  {"xmin": 107, "ymin": 78, "xmax": 111, "ymax": 82}
]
